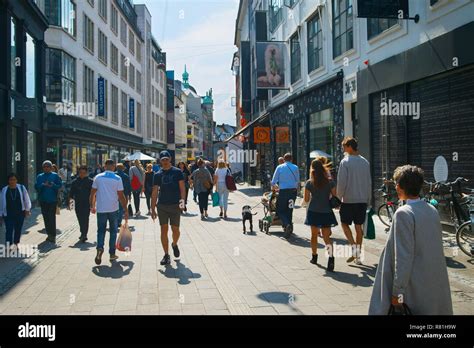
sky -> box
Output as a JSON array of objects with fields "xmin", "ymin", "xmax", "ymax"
[{"xmin": 135, "ymin": 0, "xmax": 240, "ymax": 126}]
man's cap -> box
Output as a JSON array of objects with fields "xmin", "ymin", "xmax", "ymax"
[
  {"xmin": 159, "ymin": 151, "xmax": 171, "ymax": 160},
  {"xmin": 42, "ymin": 160, "xmax": 53, "ymax": 167}
]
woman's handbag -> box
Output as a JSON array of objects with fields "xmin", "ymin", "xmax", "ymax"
[
  {"xmin": 203, "ymin": 180, "xmax": 212, "ymax": 190},
  {"xmin": 212, "ymin": 192, "xmax": 220, "ymax": 207},
  {"xmin": 131, "ymin": 175, "xmax": 141, "ymax": 191},
  {"xmin": 225, "ymin": 170, "xmax": 237, "ymax": 191},
  {"xmin": 116, "ymin": 223, "xmax": 133, "ymax": 252},
  {"xmin": 388, "ymin": 303, "xmax": 412, "ymax": 315},
  {"xmin": 329, "ymin": 196, "xmax": 342, "ymax": 209}
]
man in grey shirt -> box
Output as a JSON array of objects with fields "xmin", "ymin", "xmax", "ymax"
[{"xmin": 336, "ymin": 137, "xmax": 371, "ymax": 264}]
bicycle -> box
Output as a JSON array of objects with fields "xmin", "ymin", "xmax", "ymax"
[
  {"xmin": 375, "ymin": 179, "xmax": 399, "ymax": 231},
  {"xmin": 455, "ymin": 189, "xmax": 474, "ymax": 257},
  {"xmin": 232, "ymin": 171, "xmax": 245, "ymax": 186}
]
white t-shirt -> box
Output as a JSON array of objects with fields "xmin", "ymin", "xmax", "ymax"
[
  {"xmin": 92, "ymin": 171, "xmax": 124, "ymax": 213},
  {"xmin": 215, "ymin": 168, "xmax": 228, "ymax": 184}
]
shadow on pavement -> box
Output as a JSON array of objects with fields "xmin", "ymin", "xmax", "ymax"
[
  {"xmin": 37, "ymin": 241, "xmax": 60, "ymax": 253},
  {"xmin": 238, "ymin": 187, "xmax": 264, "ymax": 197},
  {"xmin": 223, "ymin": 217, "xmax": 242, "ymax": 222},
  {"xmin": 258, "ymin": 291, "xmax": 303, "ymax": 314},
  {"xmin": 92, "ymin": 261, "xmax": 134, "ymax": 279},
  {"xmin": 158, "ymin": 260, "xmax": 201, "ymax": 285},
  {"xmin": 445, "ymin": 257, "xmax": 467, "ymax": 269},
  {"xmin": 321, "ymin": 264, "xmax": 375, "ymax": 287},
  {"xmin": 69, "ymin": 241, "xmax": 97, "ymax": 251}
]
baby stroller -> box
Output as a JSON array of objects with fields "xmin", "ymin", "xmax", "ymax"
[{"xmin": 258, "ymin": 191, "xmax": 283, "ymax": 234}]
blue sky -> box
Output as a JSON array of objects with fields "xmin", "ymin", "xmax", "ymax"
[{"xmin": 135, "ymin": 0, "xmax": 239, "ymax": 126}]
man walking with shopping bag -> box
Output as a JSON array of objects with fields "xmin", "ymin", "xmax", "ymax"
[{"xmin": 90, "ymin": 160, "xmax": 129, "ymax": 265}]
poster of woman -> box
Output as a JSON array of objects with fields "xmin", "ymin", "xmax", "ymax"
[{"xmin": 256, "ymin": 42, "xmax": 287, "ymax": 89}]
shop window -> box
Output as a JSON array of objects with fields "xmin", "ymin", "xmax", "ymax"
[{"xmin": 309, "ymin": 108, "xmax": 334, "ymax": 159}]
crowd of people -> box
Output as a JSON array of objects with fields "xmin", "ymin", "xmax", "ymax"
[{"xmin": 0, "ymin": 136, "xmax": 453, "ymax": 314}]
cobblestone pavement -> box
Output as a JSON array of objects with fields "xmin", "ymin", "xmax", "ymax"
[{"xmin": 0, "ymin": 185, "xmax": 472, "ymax": 315}]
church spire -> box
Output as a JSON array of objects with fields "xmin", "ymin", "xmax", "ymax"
[{"xmin": 183, "ymin": 65, "xmax": 190, "ymax": 88}]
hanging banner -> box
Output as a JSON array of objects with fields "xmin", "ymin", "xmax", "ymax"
[
  {"xmin": 254, "ymin": 127, "xmax": 270, "ymax": 144},
  {"xmin": 275, "ymin": 126, "xmax": 290, "ymax": 143},
  {"xmin": 129, "ymin": 98, "xmax": 135, "ymax": 129},
  {"xmin": 98, "ymin": 77, "xmax": 105, "ymax": 117},
  {"xmin": 256, "ymin": 42, "xmax": 287, "ymax": 90}
]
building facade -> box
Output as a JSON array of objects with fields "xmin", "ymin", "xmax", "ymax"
[
  {"xmin": 232, "ymin": 0, "xmax": 474, "ymax": 206},
  {"xmin": 35, "ymin": 0, "xmax": 168, "ymax": 174},
  {"xmin": 0, "ymin": 0, "xmax": 48, "ymax": 200}
]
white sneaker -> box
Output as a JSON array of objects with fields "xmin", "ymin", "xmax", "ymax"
[
  {"xmin": 135, "ymin": 211, "xmax": 141, "ymax": 217},
  {"xmin": 354, "ymin": 257, "xmax": 362, "ymax": 265}
]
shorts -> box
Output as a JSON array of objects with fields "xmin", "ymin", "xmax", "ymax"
[
  {"xmin": 157, "ymin": 204, "xmax": 181, "ymax": 227},
  {"xmin": 339, "ymin": 203, "xmax": 367, "ymax": 225}
]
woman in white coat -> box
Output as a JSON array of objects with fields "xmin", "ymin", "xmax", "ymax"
[
  {"xmin": 0, "ymin": 173, "xmax": 32, "ymax": 249},
  {"xmin": 369, "ymin": 165, "xmax": 452, "ymax": 315}
]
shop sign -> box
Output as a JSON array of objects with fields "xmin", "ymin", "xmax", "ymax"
[{"xmin": 254, "ymin": 127, "xmax": 270, "ymax": 144}]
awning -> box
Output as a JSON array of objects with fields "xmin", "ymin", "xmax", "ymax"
[{"xmin": 225, "ymin": 112, "xmax": 269, "ymax": 143}]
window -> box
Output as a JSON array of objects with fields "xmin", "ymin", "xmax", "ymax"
[
  {"xmin": 121, "ymin": 91, "xmax": 128, "ymax": 127},
  {"xmin": 137, "ymin": 102, "xmax": 142, "ymax": 134},
  {"xmin": 120, "ymin": 17, "xmax": 127, "ymax": 46},
  {"xmin": 269, "ymin": 0, "xmax": 283, "ymax": 32},
  {"xmin": 290, "ymin": 33, "xmax": 301, "ymax": 84},
  {"xmin": 10, "ymin": 18, "xmax": 17, "ymax": 91},
  {"xmin": 45, "ymin": 48, "xmax": 76, "ymax": 103},
  {"xmin": 61, "ymin": 0, "xmax": 76, "ymax": 37},
  {"xmin": 111, "ymin": 43, "xmax": 118, "ymax": 73},
  {"xmin": 309, "ymin": 108, "xmax": 334, "ymax": 159},
  {"xmin": 333, "ymin": 0, "xmax": 353, "ymax": 58},
  {"xmin": 151, "ymin": 112, "xmax": 155, "ymax": 138},
  {"xmin": 26, "ymin": 33, "xmax": 36, "ymax": 98},
  {"xmin": 136, "ymin": 71, "xmax": 142, "ymax": 93},
  {"xmin": 430, "ymin": 0, "xmax": 439, "ymax": 5},
  {"xmin": 98, "ymin": 30, "xmax": 107, "ymax": 64},
  {"xmin": 83, "ymin": 14, "xmax": 94, "ymax": 54},
  {"xmin": 111, "ymin": 84, "xmax": 118, "ymax": 124},
  {"xmin": 129, "ymin": 29, "xmax": 135, "ymax": 55},
  {"xmin": 120, "ymin": 54, "xmax": 128, "ymax": 82},
  {"xmin": 129, "ymin": 64, "xmax": 135, "ymax": 89},
  {"xmin": 83, "ymin": 65, "xmax": 94, "ymax": 103},
  {"xmin": 111, "ymin": 5, "xmax": 118, "ymax": 34},
  {"xmin": 98, "ymin": 0, "xmax": 107, "ymax": 21},
  {"xmin": 367, "ymin": 18, "xmax": 398, "ymax": 39},
  {"xmin": 136, "ymin": 40, "xmax": 142, "ymax": 62},
  {"xmin": 307, "ymin": 14, "xmax": 323, "ymax": 72}
]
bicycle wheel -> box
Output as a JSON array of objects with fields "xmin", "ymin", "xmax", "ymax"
[
  {"xmin": 378, "ymin": 203, "xmax": 395, "ymax": 228},
  {"xmin": 456, "ymin": 221, "xmax": 474, "ymax": 257}
]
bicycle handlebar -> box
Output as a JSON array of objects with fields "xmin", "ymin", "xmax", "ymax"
[{"xmin": 437, "ymin": 177, "xmax": 468, "ymax": 187}]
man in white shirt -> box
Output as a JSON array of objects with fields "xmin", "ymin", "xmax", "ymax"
[{"xmin": 90, "ymin": 159, "xmax": 129, "ymax": 265}]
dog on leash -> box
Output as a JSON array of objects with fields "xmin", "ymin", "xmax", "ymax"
[{"xmin": 242, "ymin": 205, "xmax": 257, "ymax": 234}]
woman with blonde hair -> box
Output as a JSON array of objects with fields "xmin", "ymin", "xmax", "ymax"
[
  {"xmin": 303, "ymin": 159, "xmax": 338, "ymax": 271},
  {"xmin": 129, "ymin": 159, "xmax": 145, "ymax": 217},
  {"xmin": 214, "ymin": 160, "xmax": 231, "ymax": 219}
]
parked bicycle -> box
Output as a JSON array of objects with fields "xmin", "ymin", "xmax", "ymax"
[
  {"xmin": 375, "ymin": 179, "xmax": 399, "ymax": 231},
  {"xmin": 435, "ymin": 177, "xmax": 473, "ymax": 257},
  {"xmin": 232, "ymin": 171, "xmax": 245, "ymax": 185}
]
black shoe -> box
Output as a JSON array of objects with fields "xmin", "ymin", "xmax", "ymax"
[
  {"xmin": 219, "ymin": 212, "xmax": 223, "ymax": 218},
  {"xmin": 284, "ymin": 225, "xmax": 292, "ymax": 239},
  {"xmin": 172, "ymin": 243, "xmax": 180, "ymax": 258},
  {"xmin": 327, "ymin": 256, "xmax": 335, "ymax": 272},
  {"xmin": 45, "ymin": 237, "xmax": 56, "ymax": 244},
  {"xmin": 160, "ymin": 254, "xmax": 171, "ymax": 265},
  {"xmin": 95, "ymin": 249, "xmax": 104, "ymax": 265},
  {"xmin": 310, "ymin": 254, "xmax": 318, "ymax": 265},
  {"xmin": 80, "ymin": 237, "xmax": 88, "ymax": 243}
]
